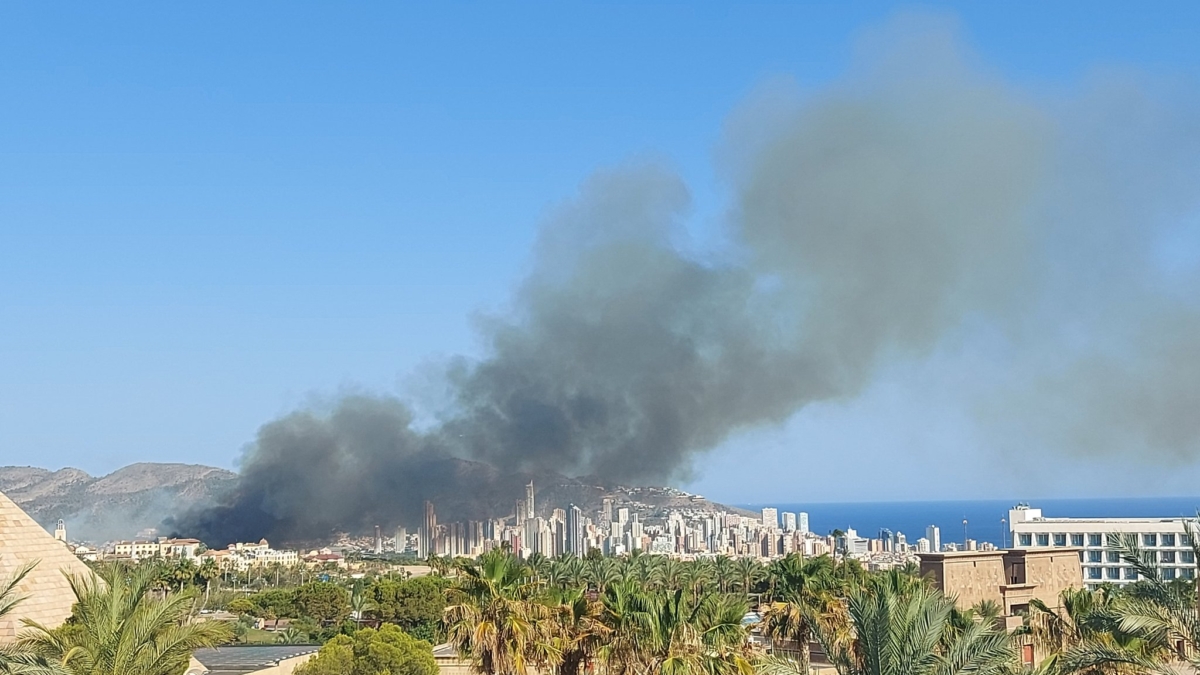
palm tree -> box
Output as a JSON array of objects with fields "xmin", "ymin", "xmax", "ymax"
[
  {"xmin": 713, "ymin": 556, "xmax": 737, "ymax": 593},
  {"xmin": 546, "ymin": 587, "xmax": 609, "ymax": 675},
  {"xmin": 350, "ymin": 588, "xmax": 376, "ymax": 628},
  {"xmin": 601, "ymin": 583, "xmax": 751, "ymax": 675},
  {"xmin": 21, "ymin": 565, "xmax": 231, "ymax": 675},
  {"xmin": 809, "ymin": 576, "xmax": 1015, "ymax": 675},
  {"xmin": 196, "ymin": 558, "xmax": 219, "ymax": 606},
  {"xmin": 681, "ymin": 560, "xmax": 715, "ymax": 604},
  {"xmin": 763, "ymin": 554, "xmax": 836, "ymax": 673},
  {"xmin": 585, "ymin": 557, "xmax": 620, "ymax": 593},
  {"xmin": 1017, "ymin": 586, "xmax": 1162, "ymax": 674},
  {"xmin": 734, "ymin": 558, "xmax": 764, "ymax": 598},
  {"xmin": 444, "ymin": 550, "xmax": 557, "ymax": 675}
]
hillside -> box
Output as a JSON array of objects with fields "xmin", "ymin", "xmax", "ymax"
[
  {"xmin": 0, "ymin": 463, "xmax": 237, "ymax": 542},
  {"xmin": 0, "ymin": 461, "xmax": 750, "ymax": 546}
]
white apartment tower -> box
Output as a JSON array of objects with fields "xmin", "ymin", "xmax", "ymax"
[
  {"xmin": 762, "ymin": 507, "xmax": 779, "ymax": 530},
  {"xmin": 782, "ymin": 512, "xmax": 797, "ymax": 532},
  {"xmin": 525, "ymin": 481, "xmax": 536, "ymax": 520},
  {"xmin": 798, "ymin": 512, "xmax": 809, "ymax": 534},
  {"xmin": 926, "ymin": 525, "xmax": 941, "ymax": 553}
]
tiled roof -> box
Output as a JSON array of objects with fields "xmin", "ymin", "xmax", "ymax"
[{"xmin": 0, "ymin": 490, "xmax": 95, "ymax": 642}]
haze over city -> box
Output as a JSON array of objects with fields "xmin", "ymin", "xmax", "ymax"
[{"xmin": 4, "ymin": 2, "xmax": 1200, "ymax": 509}]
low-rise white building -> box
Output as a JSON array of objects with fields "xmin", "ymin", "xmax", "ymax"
[{"xmin": 1009, "ymin": 504, "xmax": 1198, "ymax": 589}]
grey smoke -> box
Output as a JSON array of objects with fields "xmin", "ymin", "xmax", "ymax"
[{"xmin": 175, "ymin": 14, "xmax": 1200, "ymax": 545}]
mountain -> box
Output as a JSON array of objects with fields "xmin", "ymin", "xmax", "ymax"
[
  {"xmin": 0, "ymin": 463, "xmax": 236, "ymax": 542},
  {"xmin": 0, "ymin": 460, "xmax": 751, "ymax": 546}
]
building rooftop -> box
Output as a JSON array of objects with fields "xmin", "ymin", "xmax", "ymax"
[
  {"xmin": 1017, "ymin": 517, "xmax": 1187, "ymax": 524},
  {"xmin": 192, "ymin": 646, "xmax": 320, "ymax": 675}
]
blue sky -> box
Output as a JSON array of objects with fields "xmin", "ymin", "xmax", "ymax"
[{"xmin": 3, "ymin": 3, "xmax": 1199, "ymax": 502}]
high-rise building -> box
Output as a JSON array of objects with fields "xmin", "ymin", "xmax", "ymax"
[
  {"xmin": 420, "ymin": 501, "xmax": 437, "ymax": 558},
  {"xmin": 782, "ymin": 512, "xmax": 797, "ymax": 532},
  {"xmin": 762, "ymin": 507, "xmax": 778, "ymax": 530},
  {"xmin": 515, "ymin": 499, "xmax": 526, "ymax": 523},
  {"xmin": 526, "ymin": 481, "xmax": 536, "ymax": 520},
  {"xmin": 395, "ymin": 527, "xmax": 407, "ymax": 553},
  {"xmin": 374, "ymin": 525, "xmax": 383, "ymax": 555},
  {"xmin": 926, "ymin": 525, "xmax": 941, "ymax": 553},
  {"xmin": 601, "ymin": 498, "xmax": 614, "ymax": 528},
  {"xmin": 566, "ymin": 505, "xmax": 584, "ymax": 555},
  {"xmin": 798, "ymin": 512, "xmax": 810, "ymax": 534}
]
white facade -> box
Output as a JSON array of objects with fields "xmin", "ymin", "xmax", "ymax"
[
  {"xmin": 761, "ymin": 507, "xmax": 778, "ymax": 530},
  {"xmin": 926, "ymin": 525, "xmax": 941, "ymax": 553},
  {"xmin": 781, "ymin": 512, "xmax": 797, "ymax": 532},
  {"xmin": 1009, "ymin": 505, "xmax": 1198, "ymax": 589},
  {"xmin": 798, "ymin": 512, "xmax": 809, "ymax": 534}
]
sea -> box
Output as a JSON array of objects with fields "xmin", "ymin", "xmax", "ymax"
[{"xmin": 736, "ymin": 497, "xmax": 1200, "ymax": 548}]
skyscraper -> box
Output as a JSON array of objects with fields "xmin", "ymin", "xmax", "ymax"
[
  {"xmin": 798, "ymin": 512, "xmax": 810, "ymax": 534},
  {"xmin": 566, "ymin": 505, "xmax": 584, "ymax": 555},
  {"xmin": 395, "ymin": 527, "xmax": 407, "ymax": 553},
  {"xmin": 762, "ymin": 507, "xmax": 778, "ymax": 529},
  {"xmin": 526, "ymin": 481, "xmax": 536, "ymax": 520},
  {"xmin": 420, "ymin": 501, "xmax": 437, "ymax": 557},
  {"xmin": 374, "ymin": 525, "xmax": 383, "ymax": 555},
  {"xmin": 926, "ymin": 525, "xmax": 941, "ymax": 553},
  {"xmin": 601, "ymin": 497, "xmax": 614, "ymax": 528},
  {"xmin": 782, "ymin": 512, "xmax": 797, "ymax": 532}
]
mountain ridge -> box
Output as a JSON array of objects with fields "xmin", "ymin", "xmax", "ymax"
[{"xmin": 0, "ymin": 461, "xmax": 752, "ymax": 545}]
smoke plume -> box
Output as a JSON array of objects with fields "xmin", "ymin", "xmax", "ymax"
[{"xmin": 174, "ymin": 14, "xmax": 1200, "ymax": 545}]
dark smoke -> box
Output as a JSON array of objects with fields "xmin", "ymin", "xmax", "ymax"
[{"xmin": 174, "ymin": 14, "xmax": 1200, "ymax": 545}]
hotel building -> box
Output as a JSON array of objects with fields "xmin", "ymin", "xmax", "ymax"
[{"xmin": 1009, "ymin": 504, "xmax": 1198, "ymax": 589}]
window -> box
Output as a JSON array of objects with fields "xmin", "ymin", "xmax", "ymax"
[
  {"xmin": 1182, "ymin": 534, "xmax": 1193, "ymax": 546},
  {"xmin": 1087, "ymin": 567, "xmax": 1102, "ymax": 580},
  {"xmin": 1161, "ymin": 551, "xmax": 1176, "ymax": 564},
  {"xmin": 1107, "ymin": 551, "xmax": 1120, "ymax": 563},
  {"xmin": 1162, "ymin": 568, "xmax": 1176, "ymax": 580},
  {"xmin": 1036, "ymin": 533, "xmax": 1049, "ymax": 547},
  {"xmin": 1143, "ymin": 534, "xmax": 1158, "ymax": 547},
  {"xmin": 1162, "ymin": 533, "xmax": 1176, "ymax": 547},
  {"xmin": 1106, "ymin": 533, "xmax": 1122, "ymax": 547},
  {"xmin": 1182, "ymin": 551, "xmax": 1195, "ymax": 564},
  {"xmin": 1088, "ymin": 534, "xmax": 1102, "ymax": 547},
  {"xmin": 1088, "ymin": 550, "xmax": 1102, "ymax": 563},
  {"xmin": 1079, "ymin": 551, "xmax": 1085, "ymax": 562},
  {"xmin": 1184, "ymin": 569, "xmax": 1195, "ymax": 580},
  {"xmin": 1124, "ymin": 568, "xmax": 1139, "ymax": 580},
  {"xmin": 1054, "ymin": 533, "xmax": 1067, "ymax": 547},
  {"xmin": 1106, "ymin": 567, "xmax": 1120, "ymax": 579},
  {"xmin": 1019, "ymin": 533, "xmax": 1032, "ymax": 547},
  {"xmin": 1071, "ymin": 534, "xmax": 1085, "ymax": 547}
]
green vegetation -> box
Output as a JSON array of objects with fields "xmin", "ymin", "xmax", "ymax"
[
  {"xmin": 43, "ymin": 520, "xmax": 1200, "ymax": 675},
  {"xmin": 20, "ymin": 565, "xmax": 231, "ymax": 675},
  {"xmin": 294, "ymin": 624, "xmax": 437, "ymax": 675}
]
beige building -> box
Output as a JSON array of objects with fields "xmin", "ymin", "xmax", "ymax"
[
  {"xmin": 113, "ymin": 539, "xmax": 163, "ymax": 559},
  {"xmin": 920, "ymin": 548, "xmax": 1082, "ymax": 665},
  {"xmin": 0, "ymin": 490, "xmax": 96, "ymax": 642}
]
